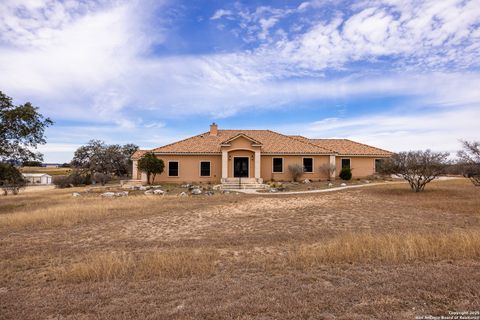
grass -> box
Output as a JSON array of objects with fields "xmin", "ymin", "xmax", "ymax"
[
  {"xmin": 1, "ymin": 178, "xmax": 479, "ymax": 319},
  {"xmin": 62, "ymin": 249, "xmax": 218, "ymax": 282}
]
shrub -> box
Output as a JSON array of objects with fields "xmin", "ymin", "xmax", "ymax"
[
  {"xmin": 0, "ymin": 163, "xmax": 26, "ymax": 195},
  {"xmin": 53, "ymin": 170, "xmax": 91, "ymax": 188},
  {"xmin": 288, "ymin": 164, "xmax": 303, "ymax": 182},
  {"xmin": 137, "ymin": 153, "xmax": 165, "ymax": 184},
  {"xmin": 339, "ymin": 167, "xmax": 352, "ymax": 180},
  {"xmin": 93, "ymin": 172, "xmax": 111, "ymax": 186}
]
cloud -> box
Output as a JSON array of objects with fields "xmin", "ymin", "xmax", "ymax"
[{"xmin": 210, "ymin": 9, "xmax": 232, "ymax": 20}]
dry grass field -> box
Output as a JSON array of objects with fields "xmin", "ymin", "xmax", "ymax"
[
  {"xmin": 19, "ymin": 166, "xmax": 72, "ymax": 176},
  {"xmin": 0, "ymin": 179, "xmax": 479, "ymax": 319}
]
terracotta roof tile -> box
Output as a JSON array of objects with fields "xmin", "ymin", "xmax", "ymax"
[
  {"xmin": 131, "ymin": 149, "xmax": 149, "ymax": 160},
  {"xmin": 151, "ymin": 130, "xmax": 332, "ymax": 154},
  {"xmin": 293, "ymin": 136, "xmax": 392, "ymax": 156}
]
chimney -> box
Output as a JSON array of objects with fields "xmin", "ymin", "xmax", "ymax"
[{"xmin": 210, "ymin": 122, "xmax": 218, "ymax": 136}]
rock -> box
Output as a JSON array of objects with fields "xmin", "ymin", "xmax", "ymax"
[
  {"xmin": 179, "ymin": 192, "xmax": 188, "ymax": 197},
  {"xmin": 270, "ymin": 188, "xmax": 278, "ymax": 193},
  {"xmin": 222, "ymin": 190, "xmax": 230, "ymax": 194},
  {"xmin": 340, "ymin": 183, "xmax": 347, "ymax": 187},
  {"xmin": 101, "ymin": 192, "xmax": 115, "ymax": 197},
  {"xmin": 144, "ymin": 190, "xmax": 153, "ymax": 195},
  {"xmin": 72, "ymin": 192, "xmax": 81, "ymax": 197},
  {"xmin": 303, "ymin": 179, "xmax": 311, "ymax": 184},
  {"xmin": 181, "ymin": 184, "xmax": 190, "ymax": 188},
  {"xmin": 115, "ymin": 191, "xmax": 129, "ymax": 197},
  {"xmin": 327, "ymin": 183, "xmax": 333, "ymax": 187},
  {"xmin": 152, "ymin": 185, "xmax": 163, "ymax": 189},
  {"xmin": 364, "ymin": 180, "xmax": 371, "ymax": 184},
  {"xmin": 139, "ymin": 186, "xmax": 148, "ymax": 191},
  {"xmin": 191, "ymin": 188, "xmax": 202, "ymax": 195},
  {"xmin": 153, "ymin": 189, "xmax": 165, "ymax": 195},
  {"xmin": 204, "ymin": 191, "xmax": 214, "ymax": 196}
]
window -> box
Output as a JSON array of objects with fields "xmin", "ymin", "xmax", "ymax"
[
  {"xmin": 272, "ymin": 158, "xmax": 283, "ymax": 173},
  {"xmin": 303, "ymin": 158, "xmax": 313, "ymax": 173},
  {"xmin": 375, "ymin": 159, "xmax": 383, "ymax": 173},
  {"xmin": 200, "ymin": 161, "xmax": 210, "ymax": 177},
  {"xmin": 168, "ymin": 161, "xmax": 179, "ymax": 177},
  {"xmin": 341, "ymin": 158, "xmax": 351, "ymax": 169}
]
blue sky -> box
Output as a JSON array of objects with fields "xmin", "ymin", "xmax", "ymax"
[{"xmin": 0, "ymin": 0, "xmax": 479, "ymax": 162}]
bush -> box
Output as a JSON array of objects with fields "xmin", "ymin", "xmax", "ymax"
[
  {"xmin": 93, "ymin": 172, "xmax": 111, "ymax": 186},
  {"xmin": 53, "ymin": 171, "xmax": 91, "ymax": 188},
  {"xmin": 288, "ymin": 164, "xmax": 303, "ymax": 182},
  {"xmin": 339, "ymin": 167, "xmax": 352, "ymax": 180}
]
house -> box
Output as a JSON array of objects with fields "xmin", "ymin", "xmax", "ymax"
[
  {"xmin": 131, "ymin": 123, "xmax": 392, "ymax": 184},
  {"xmin": 22, "ymin": 173, "xmax": 53, "ymax": 185}
]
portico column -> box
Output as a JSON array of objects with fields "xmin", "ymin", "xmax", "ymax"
[
  {"xmin": 222, "ymin": 150, "xmax": 228, "ymax": 179},
  {"xmin": 254, "ymin": 150, "xmax": 261, "ymax": 180},
  {"xmin": 329, "ymin": 155, "xmax": 336, "ymax": 180},
  {"xmin": 132, "ymin": 160, "xmax": 138, "ymax": 179}
]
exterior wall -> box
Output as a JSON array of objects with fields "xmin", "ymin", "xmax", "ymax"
[
  {"xmin": 150, "ymin": 155, "xmax": 222, "ymax": 184},
  {"xmin": 260, "ymin": 155, "xmax": 331, "ymax": 182},
  {"xmin": 335, "ymin": 156, "xmax": 384, "ymax": 178}
]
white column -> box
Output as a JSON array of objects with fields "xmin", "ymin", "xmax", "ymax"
[
  {"xmin": 254, "ymin": 150, "xmax": 261, "ymax": 180},
  {"xmin": 329, "ymin": 155, "xmax": 336, "ymax": 180},
  {"xmin": 222, "ymin": 150, "xmax": 228, "ymax": 179},
  {"xmin": 132, "ymin": 160, "xmax": 138, "ymax": 179}
]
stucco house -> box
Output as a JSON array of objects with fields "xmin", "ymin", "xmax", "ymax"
[{"xmin": 131, "ymin": 123, "xmax": 392, "ymax": 185}]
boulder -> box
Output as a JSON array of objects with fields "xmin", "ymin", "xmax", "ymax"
[
  {"xmin": 153, "ymin": 189, "xmax": 165, "ymax": 195},
  {"xmin": 115, "ymin": 191, "xmax": 129, "ymax": 197},
  {"xmin": 222, "ymin": 190, "xmax": 230, "ymax": 194},
  {"xmin": 139, "ymin": 186, "xmax": 148, "ymax": 191},
  {"xmin": 181, "ymin": 184, "xmax": 190, "ymax": 189},
  {"xmin": 72, "ymin": 192, "xmax": 81, "ymax": 197},
  {"xmin": 179, "ymin": 192, "xmax": 188, "ymax": 197},
  {"xmin": 191, "ymin": 188, "xmax": 202, "ymax": 195},
  {"xmin": 364, "ymin": 180, "xmax": 371, "ymax": 184},
  {"xmin": 204, "ymin": 191, "xmax": 214, "ymax": 196},
  {"xmin": 101, "ymin": 192, "xmax": 115, "ymax": 197},
  {"xmin": 303, "ymin": 179, "xmax": 311, "ymax": 184},
  {"xmin": 270, "ymin": 188, "xmax": 278, "ymax": 193},
  {"xmin": 340, "ymin": 183, "xmax": 347, "ymax": 187},
  {"xmin": 144, "ymin": 190, "xmax": 154, "ymax": 195},
  {"xmin": 327, "ymin": 183, "xmax": 333, "ymax": 187}
]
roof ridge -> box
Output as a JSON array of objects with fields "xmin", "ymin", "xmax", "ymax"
[{"xmin": 272, "ymin": 130, "xmax": 334, "ymax": 154}]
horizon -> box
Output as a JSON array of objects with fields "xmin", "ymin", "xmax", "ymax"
[{"xmin": 1, "ymin": 0, "xmax": 479, "ymax": 163}]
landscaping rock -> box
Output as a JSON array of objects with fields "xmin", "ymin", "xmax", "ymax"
[
  {"xmin": 144, "ymin": 190, "xmax": 153, "ymax": 195},
  {"xmin": 270, "ymin": 188, "xmax": 278, "ymax": 193},
  {"xmin": 364, "ymin": 180, "xmax": 371, "ymax": 184},
  {"xmin": 72, "ymin": 192, "xmax": 81, "ymax": 197},
  {"xmin": 204, "ymin": 191, "xmax": 214, "ymax": 196},
  {"xmin": 222, "ymin": 190, "xmax": 230, "ymax": 194},
  {"xmin": 101, "ymin": 192, "xmax": 115, "ymax": 197},
  {"xmin": 153, "ymin": 189, "xmax": 165, "ymax": 195},
  {"xmin": 179, "ymin": 192, "xmax": 188, "ymax": 197},
  {"xmin": 139, "ymin": 186, "xmax": 150, "ymax": 191},
  {"xmin": 181, "ymin": 184, "xmax": 190, "ymax": 188},
  {"xmin": 191, "ymin": 188, "xmax": 202, "ymax": 195},
  {"xmin": 115, "ymin": 191, "xmax": 129, "ymax": 197},
  {"xmin": 327, "ymin": 183, "xmax": 333, "ymax": 187},
  {"xmin": 340, "ymin": 183, "xmax": 347, "ymax": 187},
  {"xmin": 303, "ymin": 179, "xmax": 311, "ymax": 184}
]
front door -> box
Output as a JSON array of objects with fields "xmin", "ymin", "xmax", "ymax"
[{"xmin": 234, "ymin": 157, "xmax": 249, "ymax": 178}]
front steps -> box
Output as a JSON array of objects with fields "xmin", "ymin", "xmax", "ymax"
[{"xmin": 220, "ymin": 178, "xmax": 269, "ymax": 190}]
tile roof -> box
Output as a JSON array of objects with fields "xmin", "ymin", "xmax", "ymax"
[
  {"xmin": 293, "ymin": 136, "xmax": 392, "ymax": 156},
  {"xmin": 149, "ymin": 130, "xmax": 332, "ymax": 155},
  {"xmin": 131, "ymin": 129, "xmax": 392, "ymax": 159}
]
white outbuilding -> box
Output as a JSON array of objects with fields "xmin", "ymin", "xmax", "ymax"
[{"xmin": 22, "ymin": 173, "xmax": 53, "ymax": 185}]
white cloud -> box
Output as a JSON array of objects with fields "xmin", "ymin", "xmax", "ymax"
[{"xmin": 210, "ymin": 9, "xmax": 232, "ymax": 20}]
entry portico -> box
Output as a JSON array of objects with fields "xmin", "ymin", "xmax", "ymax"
[{"xmin": 220, "ymin": 133, "xmax": 262, "ymax": 182}]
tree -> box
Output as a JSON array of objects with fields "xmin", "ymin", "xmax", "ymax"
[
  {"xmin": 137, "ymin": 153, "xmax": 164, "ymax": 184},
  {"xmin": 22, "ymin": 160, "xmax": 42, "ymax": 167},
  {"xmin": 0, "ymin": 163, "xmax": 26, "ymax": 195},
  {"xmin": 288, "ymin": 164, "xmax": 303, "ymax": 182},
  {"xmin": 319, "ymin": 163, "xmax": 336, "ymax": 180},
  {"xmin": 379, "ymin": 150, "xmax": 450, "ymax": 192},
  {"xmin": 0, "ymin": 91, "xmax": 53, "ymax": 162},
  {"xmin": 457, "ymin": 140, "xmax": 480, "ymax": 186},
  {"xmin": 71, "ymin": 140, "xmax": 138, "ymax": 180}
]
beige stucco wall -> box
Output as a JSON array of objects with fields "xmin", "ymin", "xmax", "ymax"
[
  {"xmin": 148, "ymin": 155, "xmax": 222, "ymax": 184},
  {"xmin": 335, "ymin": 156, "xmax": 385, "ymax": 178},
  {"xmin": 260, "ymin": 155, "xmax": 331, "ymax": 182}
]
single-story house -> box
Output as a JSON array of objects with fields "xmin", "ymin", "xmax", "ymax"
[
  {"xmin": 22, "ymin": 173, "xmax": 53, "ymax": 185},
  {"xmin": 131, "ymin": 123, "xmax": 392, "ymax": 184}
]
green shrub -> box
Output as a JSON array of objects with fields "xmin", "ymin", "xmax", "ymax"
[{"xmin": 339, "ymin": 167, "xmax": 352, "ymax": 180}]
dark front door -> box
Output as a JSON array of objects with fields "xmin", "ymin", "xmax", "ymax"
[{"xmin": 234, "ymin": 157, "xmax": 249, "ymax": 178}]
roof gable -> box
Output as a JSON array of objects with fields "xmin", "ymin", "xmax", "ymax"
[{"xmin": 221, "ymin": 133, "xmax": 263, "ymax": 146}]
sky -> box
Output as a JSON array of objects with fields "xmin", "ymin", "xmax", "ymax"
[{"xmin": 0, "ymin": 0, "xmax": 479, "ymax": 163}]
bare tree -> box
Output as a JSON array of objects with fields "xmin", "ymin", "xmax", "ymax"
[
  {"xmin": 457, "ymin": 140, "xmax": 480, "ymax": 186},
  {"xmin": 288, "ymin": 164, "xmax": 303, "ymax": 182},
  {"xmin": 379, "ymin": 150, "xmax": 450, "ymax": 192},
  {"xmin": 319, "ymin": 163, "xmax": 336, "ymax": 180}
]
